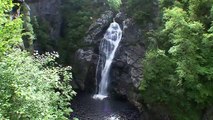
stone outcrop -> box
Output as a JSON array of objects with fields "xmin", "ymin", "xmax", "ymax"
[
  {"xmin": 73, "ymin": 49, "xmax": 98, "ymax": 90},
  {"xmin": 85, "ymin": 10, "xmax": 114, "ymax": 45}
]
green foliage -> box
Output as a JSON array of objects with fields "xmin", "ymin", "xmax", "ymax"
[
  {"xmin": 159, "ymin": 0, "xmax": 174, "ymax": 8},
  {"xmin": 32, "ymin": 0, "xmax": 106, "ymax": 64},
  {"xmin": 126, "ymin": 0, "xmax": 157, "ymax": 26},
  {"xmin": 0, "ymin": 49, "xmax": 76, "ymax": 120},
  {"xmin": 0, "ymin": 0, "xmax": 22, "ymax": 57},
  {"xmin": 141, "ymin": 1, "xmax": 213, "ymax": 120},
  {"xmin": 21, "ymin": 2, "xmax": 35, "ymax": 52},
  {"xmin": 32, "ymin": 17, "xmax": 52, "ymax": 52},
  {"xmin": 188, "ymin": 0, "xmax": 213, "ymax": 29},
  {"xmin": 107, "ymin": 0, "xmax": 122, "ymax": 11},
  {"xmin": 59, "ymin": 0, "xmax": 104, "ymax": 64},
  {"xmin": 0, "ymin": 1, "xmax": 76, "ymax": 119}
]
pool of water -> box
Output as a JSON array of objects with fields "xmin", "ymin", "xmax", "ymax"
[{"xmin": 70, "ymin": 92, "xmax": 141, "ymax": 120}]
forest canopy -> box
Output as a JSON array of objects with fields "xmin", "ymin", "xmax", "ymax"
[{"xmin": 140, "ymin": 0, "xmax": 213, "ymax": 120}]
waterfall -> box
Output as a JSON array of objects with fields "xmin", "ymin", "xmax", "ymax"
[{"xmin": 93, "ymin": 20, "xmax": 122, "ymax": 100}]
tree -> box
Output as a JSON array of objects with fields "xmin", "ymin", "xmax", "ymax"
[
  {"xmin": 0, "ymin": 1, "xmax": 76, "ymax": 119},
  {"xmin": 0, "ymin": 50, "xmax": 76, "ymax": 120},
  {"xmin": 0, "ymin": 0, "xmax": 22, "ymax": 57},
  {"xmin": 141, "ymin": 1, "xmax": 213, "ymax": 120},
  {"xmin": 107, "ymin": 0, "xmax": 122, "ymax": 11}
]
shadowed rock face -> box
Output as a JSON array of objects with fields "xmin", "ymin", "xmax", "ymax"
[
  {"xmin": 110, "ymin": 13, "xmax": 145, "ymax": 108},
  {"xmin": 27, "ymin": 0, "xmax": 62, "ymax": 51},
  {"xmin": 85, "ymin": 11, "xmax": 114, "ymax": 45}
]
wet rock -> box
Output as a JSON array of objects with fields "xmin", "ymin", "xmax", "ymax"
[
  {"xmin": 76, "ymin": 49, "xmax": 94, "ymax": 62},
  {"xmin": 85, "ymin": 10, "xmax": 114, "ymax": 45},
  {"xmin": 115, "ymin": 12, "xmax": 127, "ymax": 25},
  {"xmin": 73, "ymin": 49, "xmax": 98, "ymax": 90},
  {"xmin": 110, "ymin": 12, "xmax": 145, "ymax": 110}
]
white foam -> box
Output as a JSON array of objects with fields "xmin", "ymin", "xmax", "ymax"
[
  {"xmin": 104, "ymin": 114, "xmax": 121, "ymax": 120},
  {"xmin": 92, "ymin": 94, "xmax": 108, "ymax": 100}
]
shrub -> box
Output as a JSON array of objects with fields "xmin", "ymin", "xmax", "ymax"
[
  {"xmin": 0, "ymin": 49, "xmax": 76, "ymax": 120},
  {"xmin": 107, "ymin": 0, "xmax": 122, "ymax": 11}
]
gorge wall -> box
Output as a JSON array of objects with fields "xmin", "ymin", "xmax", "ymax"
[{"xmin": 27, "ymin": 0, "xmax": 62, "ymax": 52}]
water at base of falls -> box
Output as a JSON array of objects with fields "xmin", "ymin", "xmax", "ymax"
[
  {"xmin": 93, "ymin": 21, "xmax": 122, "ymax": 100},
  {"xmin": 93, "ymin": 94, "xmax": 108, "ymax": 100},
  {"xmin": 71, "ymin": 92, "xmax": 141, "ymax": 120}
]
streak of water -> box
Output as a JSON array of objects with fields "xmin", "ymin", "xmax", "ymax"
[{"xmin": 93, "ymin": 21, "xmax": 122, "ymax": 100}]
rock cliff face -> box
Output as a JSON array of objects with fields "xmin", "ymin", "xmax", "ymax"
[
  {"xmin": 27, "ymin": 0, "xmax": 62, "ymax": 51},
  {"xmin": 111, "ymin": 13, "xmax": 145, "ymax": 107}
]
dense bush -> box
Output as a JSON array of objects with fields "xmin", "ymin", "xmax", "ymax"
[
  {"xmin": 126, "ymin": 0, "xmax": 157, "ymax": 26},
  {"xmin": 32, "ymin": 17, "xmax": 52, "ymax": 52},
  {"xmin": 107, "ymin": 0, "xmax": 122, "ymax": 11},
  {"xmin": 141, "ymin": 1, "xmax": 213, "ymax": 120},
  {"xmin": 0, "ymin": 0, "xmax": 22, "ymax": 56},
  {"xmin": 0, "ymin": 50, "xmax": 76, "ymax": 120},
  {"xmin": 59, "ymin": 0, "xmax": 104, "ymax": 64}
]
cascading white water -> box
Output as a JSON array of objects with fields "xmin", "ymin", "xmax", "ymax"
[{"xmin": 93, "ymin": 20, "xmax": 122, "ymax": 100}]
